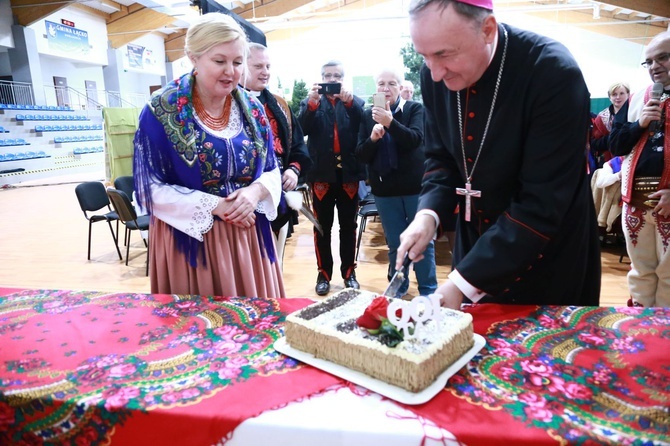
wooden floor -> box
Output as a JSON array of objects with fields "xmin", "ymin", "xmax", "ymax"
[{"xmin": 0, "ymin": 178, "xmax": 631, "ymax": 306}]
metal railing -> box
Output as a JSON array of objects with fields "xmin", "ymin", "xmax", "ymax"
[
  {"xmin": 0, "ymin": 80, "xmax": 146, "ymax": 111},
  {"xmin": 105, "ymin": 91, "xmax": 148, "ymax": 109},
  {"xmin": 0, "ymin": 80, "xmax": 35, "ymax": 106},
  {"xmin": 42, "ymin": 85, "xmax": 105, "ymax": 116}
]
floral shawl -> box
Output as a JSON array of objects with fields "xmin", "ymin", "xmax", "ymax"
[{"xmin": 133, "ymin": 71, "xmax": 276, "ymax": 267}]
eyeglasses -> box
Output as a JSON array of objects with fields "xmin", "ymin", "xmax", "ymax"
[
  {"xmin": 322, "ymin": 73, "xmax": 343, "ymax": 80},
  {"xmin": 640, "ymin": 52, "xmax": 670, "ymax": 69}
]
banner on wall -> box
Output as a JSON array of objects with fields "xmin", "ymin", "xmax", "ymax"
[
  {"xmin": 125, "ymin": 43, "xmax": 159, "ymax": 72},
  {"xmin": 127, "ymin": 43, "xmax": 144, "ymax": 69},
  {"xmin": 45, "ymin": 20, "xmax": 90, "ymax": 56}
]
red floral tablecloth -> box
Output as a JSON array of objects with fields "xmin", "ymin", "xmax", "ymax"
[
  {"xmin": 1, "ymin": 289, "xmax": 668, "ymax": 445},
  {"xmin": 410, "ymin": 304, "xmax": 670, "ymax": 445},
  {"xmin": 0, "ymin": 288, "xmax": 342, "ymax": 445}
]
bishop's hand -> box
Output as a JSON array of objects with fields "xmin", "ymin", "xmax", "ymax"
[{"xmin": 397, "ymin": 213, "xmax": 436, "ymax": 269}]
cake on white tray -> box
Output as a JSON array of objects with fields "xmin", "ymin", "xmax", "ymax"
[{"xmin": 284, "ymin": 289, "xmax": 474, "ymax": 392}]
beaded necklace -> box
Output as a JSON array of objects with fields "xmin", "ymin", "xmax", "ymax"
[{"xmin": 193, "ymin": 87, "xmax": 232, "ymax": 131}]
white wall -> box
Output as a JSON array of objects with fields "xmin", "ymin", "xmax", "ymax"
[
  {"xmin": 38, "ymin": 55, "xmax": 105, "ymax": 101},
  {"xmin": 28, "ymin": 7, "xmax": 108, "ymax": 66},
  {"xmin": 0, "ymin": 0, "xmax": 14, "ymax": 49},
  {"xmin": 120, "ymin": 33, "xmax": 167, "ymax": 77}
]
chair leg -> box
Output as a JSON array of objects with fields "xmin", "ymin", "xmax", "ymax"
[
  {"xmin": 107, "ymin": 221, "xmax": 123, "ymax": 260},
  {"xmin": 145, "ymin": 240, "xmax": 149, "ymax": 277},
  {"xmin": 355, "ymin": 216, "xmax": 365, "ymax": 262},
  {"xmin": 87, "ymin": 221, "xmax": 93, "ymax": 260},
  {"xmin": 125, "ymin": 231, "xmax": 131, "ymax": 266}
]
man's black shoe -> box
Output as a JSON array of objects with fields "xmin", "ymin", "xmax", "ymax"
[
  {"xmin": 344, "ymin": 274, "xmax": 360, "ymax": 290},
  {"xmin": 315, "ymin": 273, "xmax": 330, "ymax": 296}
]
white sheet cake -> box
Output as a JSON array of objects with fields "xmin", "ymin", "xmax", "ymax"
[{"xmin": 284, "ymin": 289, "xmax": 474, "ymax": 392}]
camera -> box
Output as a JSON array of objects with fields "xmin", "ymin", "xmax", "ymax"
[{"xmin": 318, "ymin": 82, "xmax": 341, "ymax": 95}]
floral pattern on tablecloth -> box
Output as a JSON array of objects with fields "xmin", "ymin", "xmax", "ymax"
[
  {"xmin": 0, "ymin": 289, "xmax": 302, "ymax": 445},
  {"xmin": 446, "ymin": 306, "xmax": 670, "ymax": 445}
]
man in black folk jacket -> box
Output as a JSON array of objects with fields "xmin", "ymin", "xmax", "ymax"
[
  {"xmin": 242, "ymin": 43, "xmax": 312, "ymax": 268},
  {"xmin": 299, "ymin": 60, "xmax": 366, "ymax": 295}
]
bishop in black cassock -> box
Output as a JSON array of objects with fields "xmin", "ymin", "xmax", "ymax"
[{"xmin": 406, "ymin": 1, "xmax": 601, "ymax": 306}]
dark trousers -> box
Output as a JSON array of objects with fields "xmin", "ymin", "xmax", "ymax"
[{"xmin": 311, "ymin": 174, "xmax": 359, "ymax": 281}]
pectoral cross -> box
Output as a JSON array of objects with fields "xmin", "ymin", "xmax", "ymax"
[{"xmin": 456, "ymin": 182, "xmax": 481, "ymax": 222}]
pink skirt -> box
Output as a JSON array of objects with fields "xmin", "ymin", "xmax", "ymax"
[{"xmin": 150, "ymin": 218, "xmax": 285, "ymax": 298}]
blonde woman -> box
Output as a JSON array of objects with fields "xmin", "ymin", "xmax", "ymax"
[
  {"xmin": 590, "ymin": 82, "xmax": 630, "ymax": 169},
  {"xmin": 133, "ymin": 13, "xmax": 284, "ymax": 298}
]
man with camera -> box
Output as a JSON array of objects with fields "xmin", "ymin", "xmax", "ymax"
[{"xmin": 299, "ymin": 60, "xmax": 366, "ymax": 296}]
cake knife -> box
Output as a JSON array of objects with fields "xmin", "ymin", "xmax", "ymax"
[{"xmin": 383, "ymin": 254, "xmax": 412, "ymax": 298}]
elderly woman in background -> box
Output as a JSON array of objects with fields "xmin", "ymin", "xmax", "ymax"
[
  {"xmin": 590, "ymin": 81, "xmax": 630, "ymax": 170},
  {"xmin": 133, "ymin": 13, "xmax": 284, "ymax": 298},
  {"xmin": 356, "ymin": 68, "xmax": 438, "ymax": 298}
]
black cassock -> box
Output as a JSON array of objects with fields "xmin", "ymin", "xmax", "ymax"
[{"xmin": 419, "ymin": 23, "xmax": 600, "ymax": 306}]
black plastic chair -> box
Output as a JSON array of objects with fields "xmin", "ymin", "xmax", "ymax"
[
  {"xmin": 106, "ymin": 187, "xmax": 150, "ymax": 275},
  {"xmin": 355, "ymin": 201, "xmax": 380, "ymax": 262},
  {"xmin": 74, "ymin": 182, "xmax": 123, "ymax": 261},
  {"xmin": 113, "ymin": 175, "xmax": 134, "ymax": 202},
  {"xmin": 113, "ymin": 176, "xmax": 135, "ymax": 246}
]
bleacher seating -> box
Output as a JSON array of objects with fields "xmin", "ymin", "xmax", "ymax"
[
  {"xmin": 0, "ymin": 102, "xmax": 105, "ymax": 185},
  {"xmin": 0, "ymin": 138, "xmax": 30, "ymax": 146},
  {"xmin": 54, "ymin": 135, "xmax": 104, "ymax": 143},
  {"xmin": 73, "ymin": 146, "xmax": 104, "ymax": 155},
  {"xmin": 0, "ymin": 103, "xmax": 74, "ymax": 111},
  {"xmin": 0, "ymin": 151, "xmax": 49, "ymax": 162},
  {"xmin": 36, "ymin": 123, "xmax": 102, "ymax": 132},
  {"xmin": 15, "ymin": 113, "xmax": 89, "ymax": 121}
]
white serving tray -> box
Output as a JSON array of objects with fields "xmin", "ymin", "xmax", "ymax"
[{"xmin": 274, "ymin": 333, "xmax": 486, "ymax": 405}]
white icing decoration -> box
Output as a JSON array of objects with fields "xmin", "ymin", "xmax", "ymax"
[{"xmin": 386, "ymin": 294, "xmax": 442, "ymax": 339}]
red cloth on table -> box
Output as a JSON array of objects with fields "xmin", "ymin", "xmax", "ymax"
[
  {"xmin": 406, "ymin": 304, "xmax": 670, "ymax": 445},
  {"xmin": 0, "ymin": 289, "xmax": 341, "ymax": 445}
]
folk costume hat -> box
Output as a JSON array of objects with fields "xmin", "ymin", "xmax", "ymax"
[{"xmin": 456, "ymin": 0, "xmax": 493, "ymax": 9}]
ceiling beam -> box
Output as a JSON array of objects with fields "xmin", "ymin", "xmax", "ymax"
[
  {"xmin": 10, "ymin": 0, "xmax": 69, "ymax": 27},
  {"xmin": 71, "ymin": 2, "xmax": 110, "ymax": 19},
  {"xmin": 526, "ymin": 8, "xmax": 667, "ymax": 45},
  {"xmin": 602, "ymin": 0, "xmax": 670, "ymax": 19},
  {"xmin": 234, "ymin": 0, "xmax": 315, "ymax": 20},
  {"xmin": 164, "ymin": 29, "xmax": 186, "ymax": 62},
  {"xmin": 107, "ymin": 6, "xmax": 176, "ymax": 48}
]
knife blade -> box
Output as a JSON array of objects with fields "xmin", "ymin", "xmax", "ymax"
[{"xmin": 383, "ymin": 254, "xmax": 412, "ymax": 298}]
